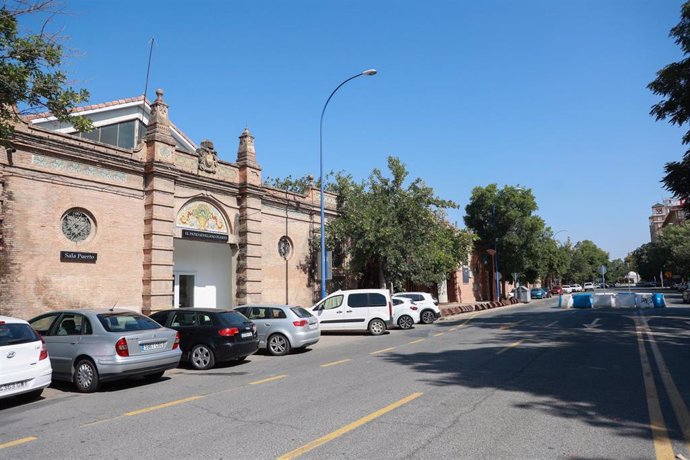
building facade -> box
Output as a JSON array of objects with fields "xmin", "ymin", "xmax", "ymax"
[
  {"xmin": 649, "ymin": 198, "xmax": 687, "ymax": 242},
  {"xmin": 0, "ymin": 90, "xmax": 335, "ymax": 319}
]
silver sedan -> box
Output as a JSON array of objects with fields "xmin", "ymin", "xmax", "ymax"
[
  {"xmin": 234, "ymin": 305, "xmax": 320, "ymax": 356},
  {"xmin": 29, "ymin": 309, "xmax": 181, "ymax": 392}
]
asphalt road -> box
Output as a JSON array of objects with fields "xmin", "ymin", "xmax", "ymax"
[{"xmin": 2, "ymin": 291, "xmax": 690, "ymax": 459}]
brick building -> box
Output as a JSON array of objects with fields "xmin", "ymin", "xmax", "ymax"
[{"xmin": 0, "ymin": 90, "xmax": 335, "ymax": 319}]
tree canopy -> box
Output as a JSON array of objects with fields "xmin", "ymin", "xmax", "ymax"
[
  {"xmin": 631, "ymin": 223, "xmax": 690, "ymax": 281},
  {"xmin": 648, "ymin": 1, "xmax": 690, "ymax": 208},
  {"xmin": 326, "ymin": 156, "xmax": 474, "ymax": 291},
  {"xmin": 0, "ymin": 0, "xmax": 90, "ymax": 141},
  {"xmin": 564, "ymin": 240, "xmax": 609, "ymax": 284}
]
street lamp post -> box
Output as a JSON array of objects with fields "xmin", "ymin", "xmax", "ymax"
[{"xmin": 319, "ymin": 69, "xmax": 377, "ymax": 299}]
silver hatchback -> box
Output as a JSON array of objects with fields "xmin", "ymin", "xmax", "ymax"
[
  {"xmin": 234, "ymin": 305, "xmax": 320, "ymax": 356},
  {"xmin": 29, "ymin": 309, "xmax": 181, "ymax": 392}
]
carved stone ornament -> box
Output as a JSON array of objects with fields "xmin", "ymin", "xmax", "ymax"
[{"xmin": 197, "ymin": 139, "xmax": 218, "ymax": 174}]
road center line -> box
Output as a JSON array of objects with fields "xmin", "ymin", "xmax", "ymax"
[
  {"xmin": 0, "ymin": 436, "xmax": 37, "ymax": 450},
  {"xmin": 321, "ymin": 359, "xmax": 352, "ymax": 368},
  {"xmin": 124, "ymin": 395, "xmax": 204, "ymax": 417},
  {"xmin": 277, "ymin": 392, "xmax": 423, "ymax": 460},
  {"xmin": 546, "ymin": 320, "xmax": 558, "ymax": 328},
  {"xmin": 433, "ymin": 332, "xmax": 444, "ymax": 337},
  {"xmin": 634, "ymin": 316, "xmax": 674, "ymax": 459},
  {"xmin": 408, "ymin": 338, "xmax": 425, "ymax": 344},
  {"xmin": 641, "ymin": 316, "xmax": 690, "ymax": 453},
  {"xmin": 249, "ymin": 374, "xmax": 288, "ymax": 385},
  {"xmin": 496, "ymin": 339, "xmax": 524, "ymax": 354},
  {"xmin": 370, "ymin": 347, "xmax": 395, "ymax": 355},
  {"xmin": 448, "ymin": 328, "xmax": 457, "ymax": 332}
]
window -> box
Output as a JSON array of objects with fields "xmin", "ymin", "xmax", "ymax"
[
  {"xmin": 290, "ymin": 307, "xmax": 313, "ymax": 318},
  {"xmin": 270, "ymin": 308, "xmax": 287, "ymax": 319},
  {"xmin": 61, "ymin": 209, "xmax": 94, "ymax": 243},
  {"xmin": 56, "ymin": 314, "xmax": 85, "ymax": 336},
  {"xmin": 29, "ymin": 314, "xmax": 59, "ymax": 335},
  {"xmin": 171, "ymin": 312, "xmax": 196, "ymax": 327},
  {"xmin": 75, "ymin": 120, "xmax": 142, "ymax": 149},
  {"xmin": 320, "ymin": 295, "xmax": 343, "ymax": 310},
  {"xmin": 198, "ymin": 314, "xmax": 213, "ymax": 326},
  {"xmin": 278, "ymin": 236, "xmax": 293, "ymax": 260},
  {"xmin": 393, "ymin": 298, "xmax": 404, "ymax": 306},
  {"xmin": 150, "ymin": 311, "xmax": 169, "ymax": 326},
  {"xmin": 0, "ymin": 323, "xmax": 39, "ymax": 346},
  {"xmin": 368, "ymin": 293, "xmax": 387, "ymax": 306},
  {"xmin": 348, "ymin": 293, "xmax": 369, "ymax": 308},
  {"xmin": 248, "ymin": 308, "xmax": 269, "ymax": 320},
  {"xmin": 97, "ymin": 313, "xmax": 159, "ymax": 332}
]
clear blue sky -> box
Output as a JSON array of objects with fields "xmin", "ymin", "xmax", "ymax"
[{"xmin": 29, "ymin": 0, "xmax": 687, "ymax": 259}]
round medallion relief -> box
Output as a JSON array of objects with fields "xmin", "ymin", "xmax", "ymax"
[
  {"xmin": 278, "ymin": 236, "xmax": 293, "ymax": 260},
  {"xmin": 61, "ymin": 209, "xmax": 94, "ymax": 243}
]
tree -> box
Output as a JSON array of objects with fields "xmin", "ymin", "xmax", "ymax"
[
  {"xmin": 648, "ymin": 1, "xmax": 690, "ymax": 209},
  {"xmin": 629, "ymin": 242, "xmax": 668, "ymax": 282},
  {"xmin": 327, "ymin": 156, "xmax": 474, "ymax": 291},
  {"xmin": 464, "ymin": 184, "xmax": 547, "ymax": 296},
  {"xmin": 565, "ymin": 240, "xmax": 609, "ymax": 284},
  {"xmin": 0, "ymin": 0, "xmax": 90, "ymax": 141}
]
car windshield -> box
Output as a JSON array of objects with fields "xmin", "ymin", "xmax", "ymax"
[
  {"xmin": 290, "ymin": 307, "xmax": 313, "ymax": 318},
  {"xmin": 97, "ymin": 313, "xmax": 160, "ymax": 332},
  {"xmin": 0, "ymin": 323, "xmax": 40, "ymax": 346},
  {"xmin": 218, "ymin": 311, "xmax": 249, "ymax": 325}
]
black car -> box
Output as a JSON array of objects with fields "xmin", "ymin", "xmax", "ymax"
[{"xmin": 150, "ymin": 308, "xmax": 259, "ymax": 370}]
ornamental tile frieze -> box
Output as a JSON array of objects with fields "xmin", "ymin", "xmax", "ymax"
[{"xmin": 31, "ymin": 154, "xmax": 127, "ymax": 182}]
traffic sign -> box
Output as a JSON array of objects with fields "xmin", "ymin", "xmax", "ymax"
[{"xmin": 597, "ymin": 265, "xmax": 607, "ymax": 275}]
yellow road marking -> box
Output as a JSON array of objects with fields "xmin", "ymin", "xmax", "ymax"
[
  {"xmin": 408, "ymin": 338, "xmax": 425, "ymax": 344},
  {"xmin": 448, "ymin": 328, "xmax": 457, "ymax": 332},
  {"xmin": 321, "ymin": 359, "xmax": 351, "ymax": 368},
  {"xmin": 433, "ymin": 332, "xmax": 444, "ymax": 337},
  {"xmin": 249, "ymin": 374, "xmax": 288, "ymax": 385},
  {"xmin": 0, "ymin": 437, "xmax": 37, "ymax": 450},
  {"xmin": 634, "ymin": 317, "xmax": 674, "ymax": 460},
  {"xmin": 458, "ymin": 315, "xmax": 474, "ymax": 328},
  {"xmin": 496, "ymin": 339, "xmax": 524, "ymax": 355},
  {"xmin": 370, "ymin": 347, "xmax": 395, "ymax": 355},
  {"xmin": 500, "ymin": 320, "xmax": 523, "ymax": 330},
  {"xmin": 124, "ymin": 395, "xmax": 204, "ymax": 416},
  {"xmin": 277, "ymin": 392, "xmax": 423, "ymax": 460},
  {"xmin": 641, "ymin": 316, "xmax": 690, "ymax": 453}
]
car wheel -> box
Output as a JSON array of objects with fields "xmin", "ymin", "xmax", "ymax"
[
  {"xmin": 144, "ymin": 371, "xmax": 165, "ymax": 381},
  {"xmin": 368, "ymin": 318, "xmax": 386, "ymax": 336},
  {"xmin": 397, "ymin": 315, "xmax": 414, "ymax": 330},
  {"xmin": 420, "ymin": 310, "xmax": 436, "ymax": 324},
  {"xmin": 74, "ymin": 358, "xmax": 99, "ymax": 393},
  {"xmin": 267, "ymin": 334, "xmax": 291, "ymax": 356},
  {"xmin": 190, "ymin": 344, "xmax": 215, "ymax": 370}
]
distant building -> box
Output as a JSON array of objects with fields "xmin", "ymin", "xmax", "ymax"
[{"xmin": 649, "ymin": 198, "xmax": 686, "ymax": 242}]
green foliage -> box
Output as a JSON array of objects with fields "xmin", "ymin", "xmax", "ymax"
[
  {"xmin": 0, "ymin": 1, "xmax": 91, "ymax": 141},
  {"xmin": 464, "ymin": 184, "xmax": 546, "ymax": 291},
  {"xmin": 327, "ymin": 156, "xmax": 474, "ymax": 290},
  {"xmin": 604, "ymin": 258, "xmax": 628, "ymax": 284},
  {"xmin": 564, "ymin": 240, "xmax": 609, "ymax": 284},
  {"xmin": 263, "ymin": 174, "xmax": 314, "ymax": 195},
  {"xmin": 630, "ymin": 223, "xmax": 690, "ymax": 281},
  {"xmin": 648, "ymin": 1, "xmax": 690, "ymax": 208}
]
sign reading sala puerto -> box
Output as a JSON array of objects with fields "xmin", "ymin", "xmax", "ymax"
[{"xmin": 60, "ymin": 251, "xmax": 97, "ymax": 263}]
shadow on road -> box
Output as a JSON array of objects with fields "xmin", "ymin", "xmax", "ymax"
[{"xmin": 381, "ymin": 305, "xmax": 690, "ymax": 443}]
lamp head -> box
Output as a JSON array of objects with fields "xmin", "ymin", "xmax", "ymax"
[{"xmin": 362, "ymin": 69, "xmax": 377, "ymax": 76}]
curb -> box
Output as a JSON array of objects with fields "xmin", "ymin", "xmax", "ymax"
[{"xmin": 439, "ymin": 298, "xmax": 520, "ymax": 318}]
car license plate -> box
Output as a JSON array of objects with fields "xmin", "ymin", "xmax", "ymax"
[
  {"xmin": 140, "ymin": 341, "xmax": 166, "ymax": 351},
  {"xmin": 0, "ymin": 380, "xmax": 27, "ymax": 392},
  {"xmin": 240, "ymin": 332, "xmax": 253, "ymax": 338}
]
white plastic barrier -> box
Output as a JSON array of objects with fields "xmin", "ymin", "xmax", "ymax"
[
  {"xmin": 635, "ymin": 293, "xmax": 654, "ymax": 309},
  {"xmin": 558, "ymin": 294, "xmax": 573, "ymax": 308},
  {"xmin": 593, "ymin": 293, "xmax": 616, "ymax": 308},
  {"xmin": 616, "ymin": 292, "xmax": 637, "ymax": 307}
]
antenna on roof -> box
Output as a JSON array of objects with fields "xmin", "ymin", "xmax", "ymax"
[
  {"xmin": 142, "ymin": 37, "xmax": 155, "ymax": 101},
  {"xmin": 109, "ymin": 298, "xmax": 119, "ymax": 312}
]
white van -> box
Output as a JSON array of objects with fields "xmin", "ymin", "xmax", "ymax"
[{"xmin": 310, "ymin": 289, "xmax": 393, "ymax": 335}]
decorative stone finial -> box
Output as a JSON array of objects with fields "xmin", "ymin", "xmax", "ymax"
[
  {"xmin": 237, "ymin": 127, "xmax": 258, "ymax": 167},
  {"xmin": 145, "ymin": 87, "xmax": 175, "ymax": 146},
  {"xmin": 155, "ymin": 88, "xmax": 164, "ymax": 100}
]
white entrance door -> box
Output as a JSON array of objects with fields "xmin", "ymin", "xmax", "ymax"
[{"xmin": 173, "ymin": 239, "xmax": 232, "ymax": 308}]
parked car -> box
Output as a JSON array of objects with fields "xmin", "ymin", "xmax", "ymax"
[
  {"xmin": 571, "ymin": 284, "xmax": 583, "ymax": 292},
  {"xmin": 150, "ymin": 308, "xmax": 259, "ymax": 368},
  {"xmin": 583, "ymin": 282, "xmax": 595, "ymax": 291},
  {"xmin": 29, "ymin": 309, "xmax": 181, "ymax": 392},
  {"xmin": 1, "ymin": 316, "xmax": 52, "ymax": 401},
  {"xmin": 311, "ymin": 289, "xmax": 393, "ymax": 335},
  {"xmin": 562, "ymin": 285, "xmax": 573, "ymax": 294},
  {"xmin": 683, "ymin": 288, "xmax": 690, "ymax": 303},
  {"xmin": 530, "ymin": 288, "xmax": 548, "ymax": 299},
  {"xmin": 550, "ymin": 286, "xmax": 563, "ymax": 295},
  {"xmin": 233, "ymin": 305, "xmax": 319, "ymax": 356},
  {"xmin": 392, "ymin": 292, "xmax": 440, "ymax": 324},
  {"xmin": 392, "ymin": 297, "xmax": 421, "ymax": 329}
]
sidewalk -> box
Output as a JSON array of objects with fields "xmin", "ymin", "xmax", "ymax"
[{"xmin": 438, "ymin": 298, "xmax": 520, "ymax": 320}]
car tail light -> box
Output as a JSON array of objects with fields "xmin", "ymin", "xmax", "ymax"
[
  {"xmin": 218, "ymin": 327, "xmax": 239, "ymax": 337},
  {"xmin": 389, "ymin": 301, "xmax": 393, "ymax": 319},
  {"xmin": 173, "ymin": 331, "xmax": 180, "ymax": 349},
  {"xmin": 0, "ymin": 321, "xmax": 4, "ymax": 325},
  {"xmin": 115, "ymin": 337, "xmax": 129, "ymax": 357},
  {"xmin": 293, "ymin": 319, "xmax": 308, "ymax": 327},
  {"xmin": 39, "ymin": 336, "xmax": 48, "ymax": 360}
]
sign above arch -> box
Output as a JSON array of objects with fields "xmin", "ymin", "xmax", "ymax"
[{"xmin": 176, "ymin": 201, "xmax": 228, "ymax": 234}]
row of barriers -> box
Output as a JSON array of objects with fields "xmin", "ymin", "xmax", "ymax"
[{"xmin": 559, "ymin": 292, "xmax": 666, "ymax": 309}]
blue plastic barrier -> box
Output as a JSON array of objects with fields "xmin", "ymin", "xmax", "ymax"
[
  {"xmin": 572, "ymin": 293, "xmax": 593, "ymax": 308},
  {"xmin": 652, "ymin": 293, "xmax": 666, "ymax": 308}
]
